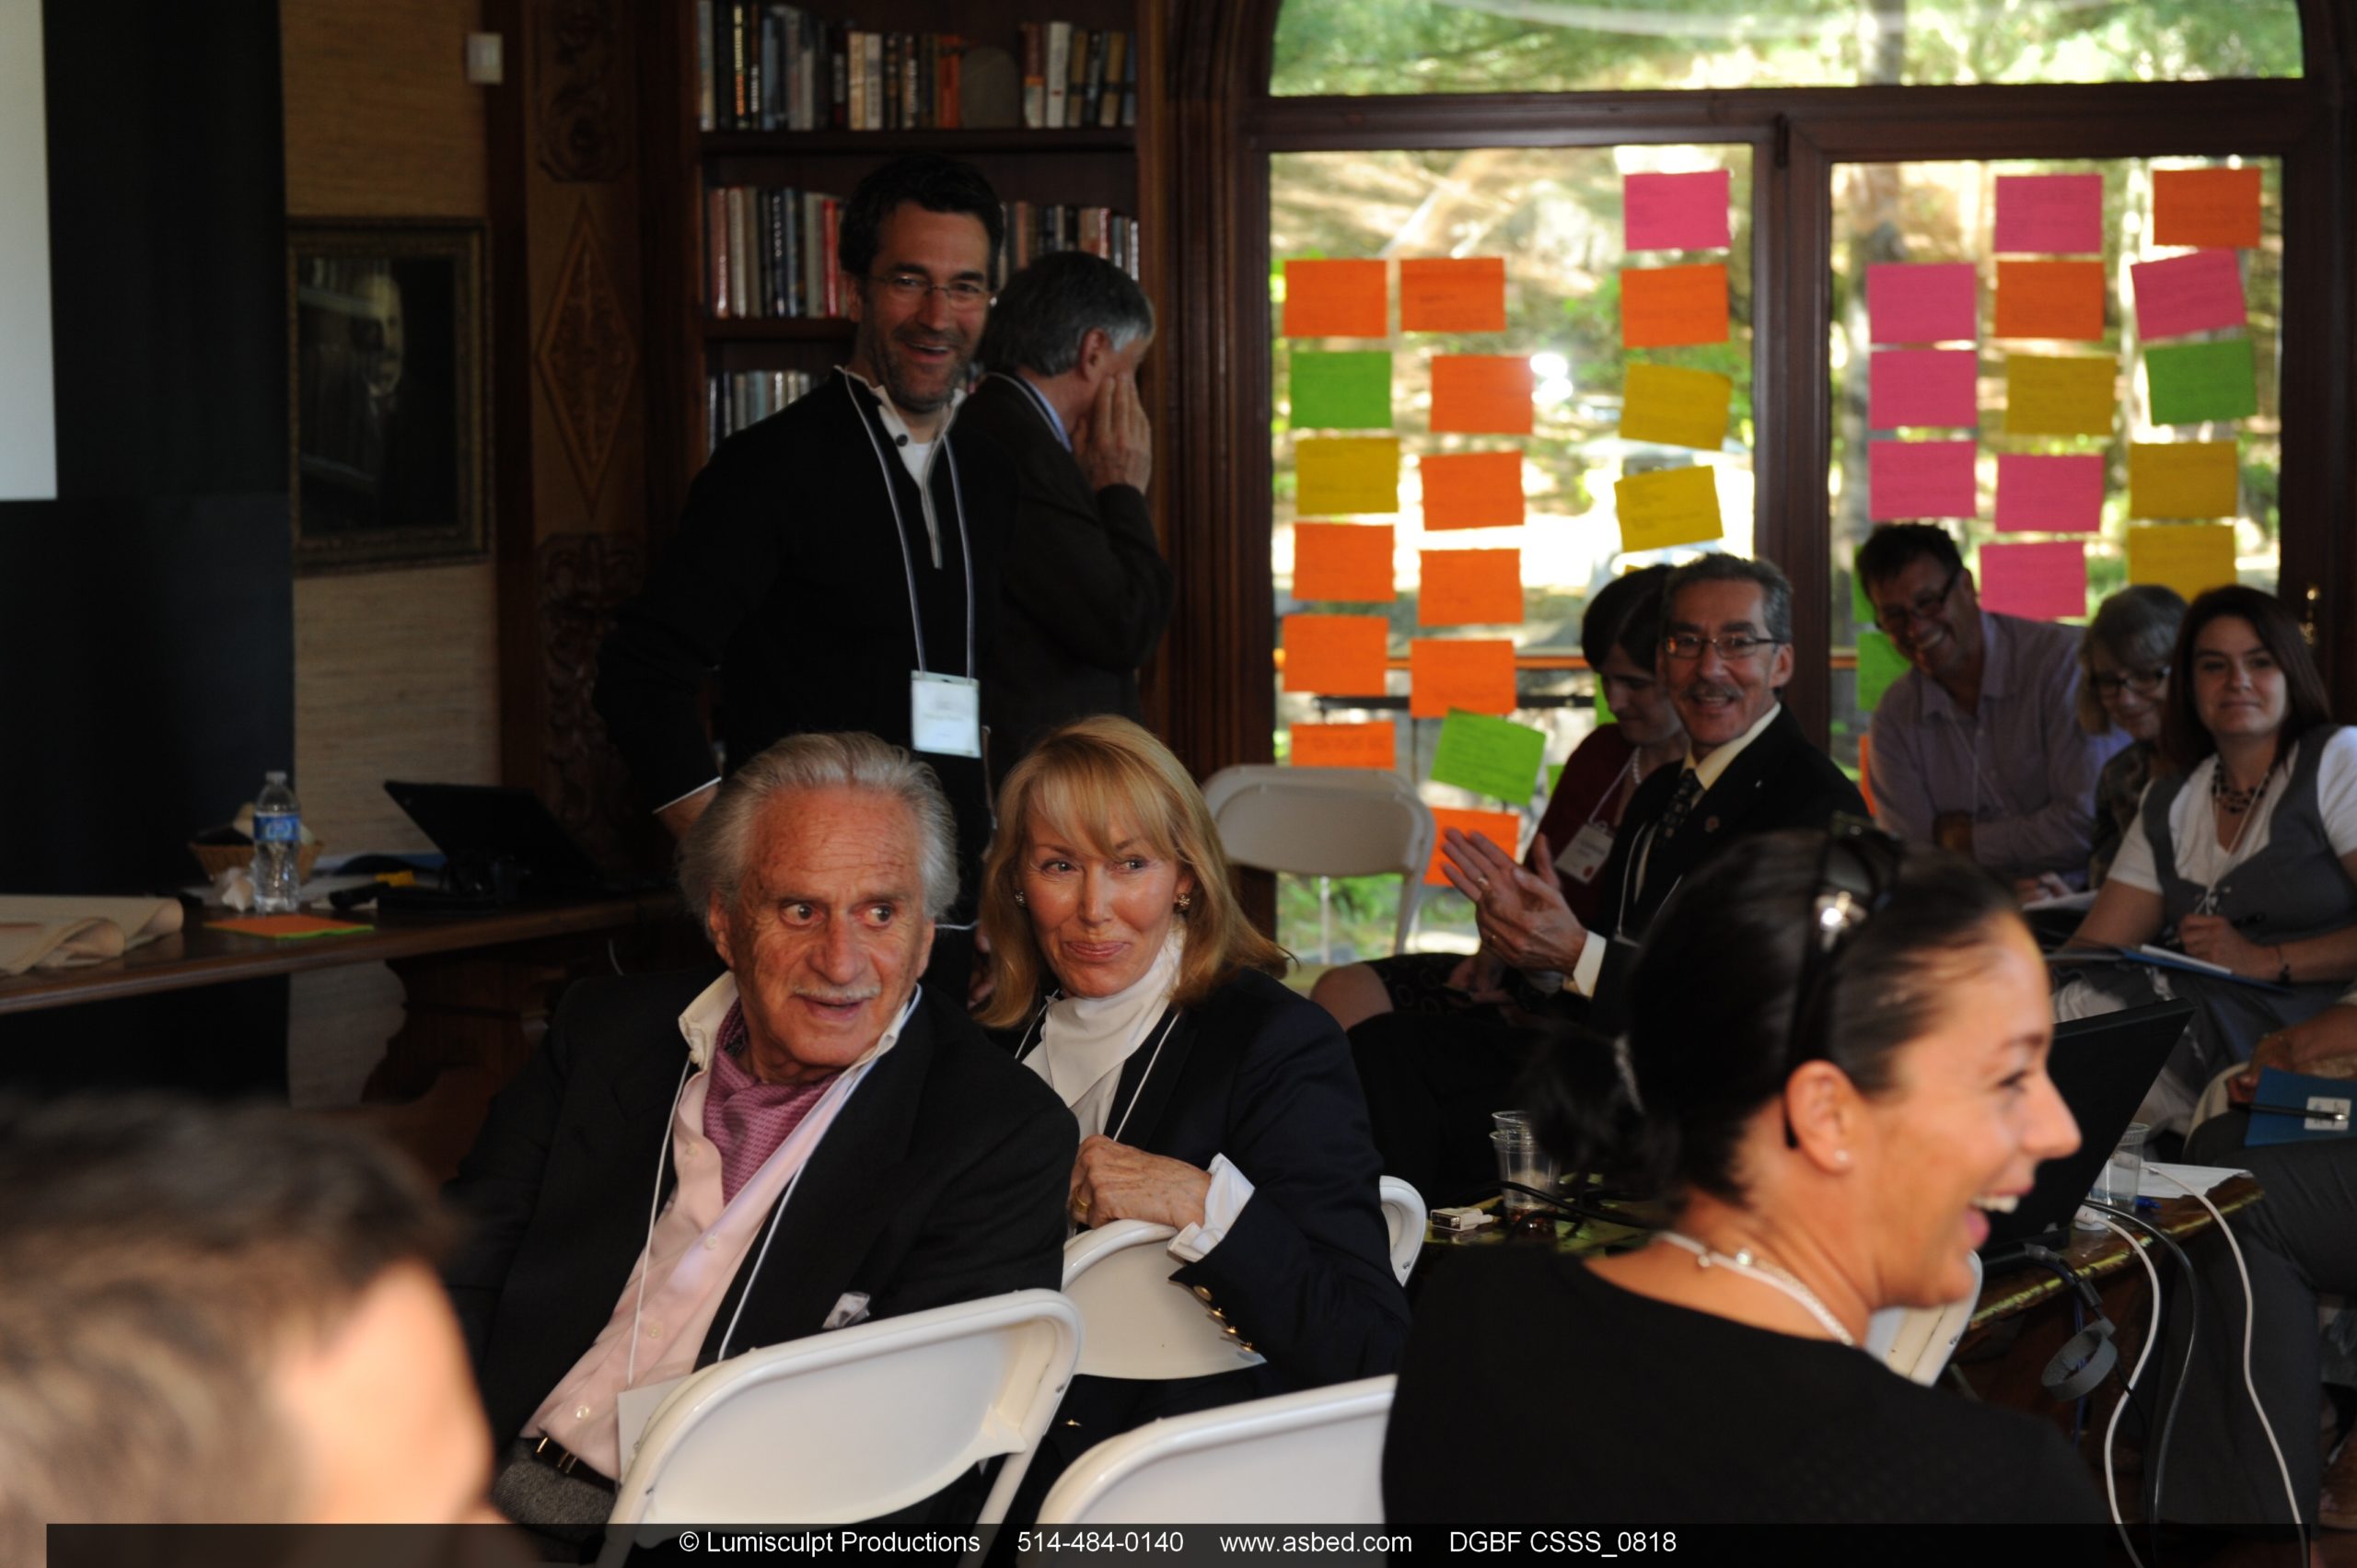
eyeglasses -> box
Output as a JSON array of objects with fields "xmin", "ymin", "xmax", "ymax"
[
  {"xmin": 2089, "ymin": 668, "xmax": 2167, "ymax": 699},
  {"xmin": 1662, "ymin": 632, "xmax": 1782, "ymax": 663},
  {"xmin": 866, "ymin": 273, "xmax": 991, "ymax": 308},
  {"xmin": 1869, "ymin": 563, "xmax": 1964, "ymax": 635}
]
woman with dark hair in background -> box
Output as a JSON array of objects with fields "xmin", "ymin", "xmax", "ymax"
[{"xmin": 2025, "ymin": 585, "xmax": 2185, "ymax": 899}]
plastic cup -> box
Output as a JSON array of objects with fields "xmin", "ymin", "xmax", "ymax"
[
  {"xmin": 2101, "ymin": 1122, "xmax": 2149, "ymax": 1207},
  {"xmin": 1491, "ymin": 1128, "xmax": 1559, "ymax": 1214}
]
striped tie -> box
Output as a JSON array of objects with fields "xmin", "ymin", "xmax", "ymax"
[{"xmin": 1657, "ymin": 769, "xmax": 1704, "ymax": 842}]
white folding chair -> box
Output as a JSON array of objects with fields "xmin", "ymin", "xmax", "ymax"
[
  {"xmin": 1202, "ymin": 765, "xmax": 1436, "ymax": 957},
  {"xmin": 1036, "ymin": 1375, "xmax": 1396, "ymax": 1526},
  {"xmin": 596, "ymin": 1289, "xmax": 1081, "ymax": 1565},
  {"xmin": 1376, "ymin": 1175, "xmax": 1424, "ymax": 1286},
  {"xmin": 1862, "ymin": 1250, "xmax": 1983, "ymax": 1385},
  {"xmin": 1061, "ymin": 1220, "xmax": 1266, "ymax": 1380}
]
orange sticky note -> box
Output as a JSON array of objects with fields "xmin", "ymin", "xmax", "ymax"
[
  {"xmin": 1283, "ymin": 259, "xmax": 1387, "ymax": 338},
  {"xmin": 1994, "ymin": 260, "xmax": 2106, "ymax": 342},
  {"xmin": 2154, "ymin": 168, "xmax": 2263, "ymax": 250},
  {"xmin": 1400, "ymin": 258, "xmax": 1506, "ymax": 332},
  {"xmin": 1411, "ymin": 637, "xmax": 1516, "ymax": 718},
  {"xmin": 1419, "ymin": 550, "xmax": 1523, "ymax": 627},
  {"xmin": 1291, "ymin": 721, "xmax": 1397, "ymax": 771},
  {"xmin": 1292, "ymin": 523, "xmax": 1396, "ymax": 602},
  {"xmin": 1430, "ymin": 355, "xmax": 1533, "ymax": 436},
  {"xmin": 1425, "ymin": 807, "xmax": 1523, "ymax": 886},
  {"xmin": 1620, "ymin": 263, "xmax": 1728, "ymax": 349},
  {"xmin": 1281, "ymin": 613, "xmax": 1388, "ymax": 695},
  {"xmin": 1420, "ymin": 450, "xmax": 1524, "ymax": 530}
]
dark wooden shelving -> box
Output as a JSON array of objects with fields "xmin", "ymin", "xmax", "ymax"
[{"xmin": 702, "ymin": 127, "xmax": 1137, "ymax": 157}]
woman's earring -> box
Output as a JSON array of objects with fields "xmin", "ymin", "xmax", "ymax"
[
  {"xmin": 1014, "ymin": 890, "xmax": 1027, "ymax": 906},
  {"xmin": 1175, "ymin": 891, "xmax": 1193, "ymax": 913}
]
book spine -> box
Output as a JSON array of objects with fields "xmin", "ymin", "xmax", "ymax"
[
  {"xmin": 706, "ymin": 373, "xmax": 721, "ymax": 453},
  {"xmin": 1099, "ymin": 31, "xmax": 1126, "ymax": 127},
  {"xmin": 1082, "ymin": 29, "xmax": 1105, "ymax": 127},
  {"xmin": 1064, "ymin": 28, "xmax": 1089, "ymax": 127},
  {"xmin": 779, "ymin": 6, "xmax": 799, "ymax": 129},
  {"xmin": 1120, "ymin": 29, "xmax": 1138, "ymax": 127},
  {"xmin": 731, "ymin": 186, "xmax": 753, "ymax": 319},
  {"xmin": 1043, "ymin": 22, "xmax": 1069, "ymax": 131},
  {"xmin": 1020, "ymin": 23, "xmax": 1043, "ymax": 128},
  {"xmin": 695, "ymin": 0, "xmax": 715, "ymax": 130},
  {"xmin": 883, "ymin": 33, "xmax": 899, "ymax": 131},
  {"xmin": 846, "ymin": 29, "xmax": 865, "ymax": 131},
  {"xmin": 728, "ymin": 1, "xmax": 749, "ymax": 128},
  {"xmin": 941, "ymin": 40, "xmax": 960, "ymax": 130},
  {"xmin": 829, "ymin": 23, "xmax": 847, "ymax": 128},
  {"xmin": 707, "ymin": 187, "xmax": 730, "ymax": 317},
  {"xmin": 771, "ymin": 187, "xmax": 790, "ymax": 317},
  {"xmin": 782, "ymin": 185, "xmax": 800, "ymax": 316},
  {"xmin": 753, "ymin": 6, "xmax": 773, "ymax": 129},
  {"xmin": 822, "ymin": 199, "xmax": 841, "ymax": 316}
]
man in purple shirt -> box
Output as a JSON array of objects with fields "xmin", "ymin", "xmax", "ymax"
[{"xmin": 1859, "ymin": 524, "xmax": 2128, "ymax": 889}]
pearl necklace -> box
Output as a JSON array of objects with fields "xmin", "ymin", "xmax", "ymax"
[{"xmin": 1656, "ymin": 1231, "xmax": 1857, "ymax": 1347}]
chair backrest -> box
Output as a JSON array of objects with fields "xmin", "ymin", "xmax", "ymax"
[
  {"xmin": 1201, "ymin": 766, "xmax": 1436, "ymax": 956},
  {"xmin": 1061, "ymin": 1220, "xmax": 1266, "ymax": 1380},
  {"xmin": 1036, "ymin": 1375, "xmax": 1396, "ymax": 1526},
  {"xmin": 1376, "ymin": 1175, "xmax": 1424, "ymax": 1286},
  {"xmin": 1861, "ymin": 1250, "xmax": 1982, "ymax": 1386}
]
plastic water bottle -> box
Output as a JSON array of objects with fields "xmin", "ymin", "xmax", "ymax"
[{"xmin": 251, "ymin": 771, "xmax": 303, "ymax": 913}]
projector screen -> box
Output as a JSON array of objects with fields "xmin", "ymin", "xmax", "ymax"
[{"xmin": 0, "ymin": 0, "xmax": 54, "ymax": 502}]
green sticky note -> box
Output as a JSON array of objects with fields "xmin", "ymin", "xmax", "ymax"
[
  {"xmin": 1430, "ymin": 709, "xmax": 1548, "ymax": 803},
  {"xmin": 1292, "ymin": 351, "xmax": 1393, "ymax": 430},
  {"xmin": 1547, "ymin": 761, "xmax": 1566, "ymax": 798},
  {"xmin": 1593, "ymin": 681, "xmax": 1615, "ymax": 725},
  {"xmin": 2145, "ymin": 338, "xmax": 2258, "ymax": 426},
  {"xmin": 1850, "ymin": 568, "xmax": 1875, "ymax": 631},
  {"xmin": 1856, "ymin": 629, "xmax": 1910, "ymax": 713}
]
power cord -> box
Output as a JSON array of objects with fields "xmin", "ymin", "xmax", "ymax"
[
  {"xmin": 2085, "ymin": 1198, "xmax": 2200, "ymax": 1547},
  {"xmin": 2092, "ymin": 1215, "xmax": 2166, "ymax": 1568}
]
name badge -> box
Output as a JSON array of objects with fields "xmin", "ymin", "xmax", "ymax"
[
  {"xmin": 1555, "ymin": 821, "xmax": 1615, "ymax": 885},
  {"xmin": 911, "ymin": 671, "xmax": 982, "ymax": 759}
]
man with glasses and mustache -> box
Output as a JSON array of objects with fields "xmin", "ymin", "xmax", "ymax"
[{"xmin": 1857, "ymin": 524, "xmax": 2127, "ymax": 889}]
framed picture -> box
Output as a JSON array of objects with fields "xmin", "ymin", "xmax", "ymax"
[{"xmin": 289, "ymin": 220, "xmax": 487, "ymax": 573}]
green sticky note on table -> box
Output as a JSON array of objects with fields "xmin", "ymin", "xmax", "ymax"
[
  {"xmin": 2145, "ymin": 338, "xmax": 2258, "ymax": 426},
  {"xmin": 1292, "ymin": 351, "xmax": 1394, "ymax": 430},
  {"xmin": 1855, "ymin": 629, "xmax": 1910, "ymax": 713},
  {"xmin": 1431, "ymin": 709, "xmax": 1549, "ymax": 803}
]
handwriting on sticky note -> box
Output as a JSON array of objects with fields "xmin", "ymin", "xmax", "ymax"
[
  {"xmin": 1867, "ymin": 262, "xmax": 1978, "ymax": 345},
  {"xmin": 1994, "ymin": 173, "xmax": 2104, "ymax": 255},
  {"xmin": 1977, "ymin": 540, "xmax": 2087, "ymax": 621},
  {"xmin": 2005, "ymin": 354, "xmax": 2116, "ymax": 436},
  {"xmin": 1620, "ymin": 263, "xmax": 1728, "ymax": 349},
  {"xmin": 1430, "ymin": 355, "xmax": 1533, "ymax": 436},
  {"xmin": 1282, "ymin": 258, "xmax": 1387, "ymax": 338},
  {"xmin": 2132, "ymin": 250, "xmax": 2247, "ymax": 342},
  {"xmin": 1615, "ymin": 466, "xmax": 1722, "ymax": 552},
  {"xmin": 2128, "ymin": 441, "xmax": 2237, "ymax": 519},
  {"xmin": 1411, "ymin": 638, "xmax": 1516, "ymax": 718},
  {"xmin": 1621, "ymin": 363, "xmax": 1732, "ymax": 450},
  {"xmin": 1855, "ymin": 630, "xmax": 1910, "ymax": 714},
  {"xmin": 1994, "ymin": 453, "xmax": 2104, "ymax": 534},
  {"xmin": 2144, "ymin": 338, "xmax": 2258, "ymax": 426},
  {"xmin": 1431, "ymin": 710, "xmax": 1549, "ymax": 803},
  {"xmin": 1419, "ymin": 549, "xmax": 1523, "ymax": 627},
  {"xmin": 1425, "ymin": 807, "xmax": 1523, "ymax": 886},
  {"xmin": 2127, "ymin": 523, "xmax": 2238, "ymax": 601},
  {"xmin": 1623, "ymin": 168, "xmax": 1730, "ymax": 251},
  {"xmin": 1290, "ymin": 721, "xmax": 1396, "ymax": 771},
  {"xmin": 1291, "ymin": 351, "xmax": 1393, "ymax": 430},
  {"xmin": 1292, "ymin": 522, "xmax": 1396, "ymax": 601},
  {"xmin": 1421, "ymin": 450, "xmax": 1524, "ymax": 530},
  {"xmin": 1868, "ymin": 440, "xmax": 1978, "ymax": 521},
  {"xmin": 1868, "ymin": 349, "xmax": 1978, "ymax": 430},
  {"xmin": 1994, "ymin": 260, "xmax": 2106, "ymax": 342},
  {"xmin": 1282, "ymin": 613, "xmax": 1388, "ymax": 695},
  {"xmin": 1295, "ymin": 436, "xmax": 1399, "ymax": 515},
  {"xmin": 2154, "ymin": 168, "xmax": 2263, "ymax": 250},
  {"xmin": 1399, "ymin": 257, "xmax": 1505, "ymax": 332}
]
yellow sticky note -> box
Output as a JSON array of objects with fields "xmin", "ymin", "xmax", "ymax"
[
  {"xmin": 1295, "ymin": 436, "xmax": 1399, "ymax": 516},
  {"xmin": 1620, "ymin": 363, "xmax": 1732, "ymax": 452},
  {"xmin": 2127, "ymin": 524, "xmax": 2238, "ymax": 602},
  {"xmin": 1614, "ymin": 466, "xmax": 1723, "ymax": 552},
  {"xmin": 2005, "ymin": 354, "xmax": 2116, "ymax": 437},
  {"xmin": 2128, "ymin": 442, "xmax": 2238, "ymax": 520}
]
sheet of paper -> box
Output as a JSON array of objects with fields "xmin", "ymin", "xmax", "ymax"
[
  {"xmin": 1621, "ymin": 362, "xmax": 1732, "ymax": 450},
  {"xmin": 1868, "ymin": 439, "xmax": 1978, "ymax": 521},
  {"xmin": 1290, "ymin": 721, "xmax": 1396, "ymax": 771},
  {"xmin": 1281, "ymin": 613, "xmax": 1389, "ymax": 695},
  {"xmin": 1295, "ymin": 436, "xmax": 1399, "ymax": 515},
  {"xmin": 1855, "ymin": 629, "xmax": 1910, "ymax": 713},
  {"xmin": 1431, "ymin": 710, "xmax": 1549, "ymax": 802},
  {"xmin": 1977, "ymin": 540, "xmax": 2087, "ymax": 621},
  {"xmin": 2004, "ymin": 354, "xmax": 2116, "ymax": 436},
  {"xmin": 1411, "ymin": 637, "xmax": 1516, "ymax": 717},
  {"xmin": 2131, "ymin": 250, "xmax": 2247, "ymax": 342},
  {"xmin": 1868, "ymin": 349, "xmax": 1977, "ymax": 430},
  {"xmin": 2144, "ymin": 337, "xmax": 2258, "ymax": 426},
  {"xmin": 1292, "ymin": 522, "xmax": 1396, "ymax": 601},
  {"xmin": 1993, "ymin": 173, "xmax": 2103, "ymax": 255},
  {"xmin": 1622, "ymin": 168, "xmax": 1730, "ymax": 251},
  {"xmin": 1994, "ymin": 452, "xmax": 2104, "ymax": 533},
  {"xmin": 1430, "ymin": 354, "xmax": 1534, "ymax": 436},
  {"xmin": 1614, "ymin": 465, "xmax": 1723, "ymax": 552},
  {"xmin": 1424, "ymin": 807, "xmax": 1524, "ymax": 886},
  {"xmin": 1290, "ymin": 350, "xmax": 1393, "ymax": 430},
  {"xmin": 1282, "ymin": 259, "xmax": 1387, "ymax": 338},
  {"xmin": 1399, "ymin": 257, "xmax": 1505, "ymax": 332},
  {"xmin": 1867, "ymin": 261, "xmax": 1977, "ymax": 345},
  {"xmin": 1994, "ymin": 260, "xmax": 2106, "ymax": 342},
  {"xmin": 1420, "ymin": 449, "xmax": 1524, "ymax": 530},
  {"xmin": 2128, "ymin": 440, "xmax": 2238, "ymax": 520},
  {"xmin": 1418, "ymin": 548, "xmax": 1523, "ymax": 626},
  {"xmin": 2153, "ymin": 167, "xmax": 2263, "ymax": 250},
  {"xmin": 1620, "ymin": 263, "xmax": 1728, "ymax": 348},
  {"xmin": 2126, "ymin": 523, "xmax": 2238, "ymax": 602}
]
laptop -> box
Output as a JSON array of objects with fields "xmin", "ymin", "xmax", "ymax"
[{"xmin": 377, "ymin": 781, "xmax": 621, "ymax": 910}]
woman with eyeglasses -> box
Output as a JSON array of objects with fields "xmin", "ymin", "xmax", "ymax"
[
  {"xmin": 2023, "ymin": 586, "xmax": 2186, "ymax": 900},
  {"xmin": 1383, "ymin": 828, "xmax": 2099, "ymax": 1523}
]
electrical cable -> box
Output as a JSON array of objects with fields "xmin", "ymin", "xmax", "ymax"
[
  {"xmin": 2095, "ymin": 1216, "xmax": 2165, "ymax": 1568},
  {"xmin": 2086, "ymin": 1198, "xmax": 2200, "ymax": 1544}
]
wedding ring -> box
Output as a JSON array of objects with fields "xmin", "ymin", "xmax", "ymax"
[{"xmin": 1476, "ymin": 876, "xmax": 1492, "ymax": 889}]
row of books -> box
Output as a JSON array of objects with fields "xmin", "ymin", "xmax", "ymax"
[
  {"xmin": 1018, "ymin": 24, "xmax": 1138, "ymax": 130},
  {"xmin": 708, "ymin": 369, "xmax": 818, "ymax": 447}
]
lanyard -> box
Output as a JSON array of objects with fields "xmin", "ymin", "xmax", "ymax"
[
  {"xmin": 1016, "ymin": 995, "xmax": 1182, "ymax": 1144},
  {"xmin": 841, "ymin": 376, "xmax": 976, "ymax": 679},
  {"xmin": 1584, "ymin": 755, "xmax": 1640, "ymax": 830}
]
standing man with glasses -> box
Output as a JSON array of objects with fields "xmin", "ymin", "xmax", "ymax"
[
  {"xmin": 598, "ymin": 155, "xmax": 1016, "ymax": 994},
  {"xmin": 1856, "ymin": 524, "xmax": 2127, "ymax": 890}
]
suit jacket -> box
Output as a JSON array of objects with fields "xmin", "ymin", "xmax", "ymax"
[
  {"xmin": 957, "ymin": 373, "xmax": 1172, "ymax": 784},
  {"xmin": 443, "ymin": 969, "xmax": 1076, "ymax": 1449}
]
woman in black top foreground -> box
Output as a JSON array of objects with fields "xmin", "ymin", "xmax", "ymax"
[{"xmin": 1384, "ymin": 827, "xmax": 2105, "ymax": 1524}]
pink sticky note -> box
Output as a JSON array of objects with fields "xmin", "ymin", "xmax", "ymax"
[
  {"xmin": 1994, "ymin": 174, "xmax": 2104, "ymax": 255},
  {"xmin": 1978, "ymin": 540, "xmax": 2088, "ymax": 621},
  {"xmin": 1867, "ymin": 263, "xmax": 1978, "ymax": 345},
  {"xmin": 1623, "ymin": 169, "xmax": 1731, "ymax": 251},
  {"xmin": 1869, "ymin": 439, "xmax": 1978, "ymax": 521},
  {"xmin": 2131, "ymin": 250, "xmax": 2247, "ymax": 342},
  {"xmin": 1994, "ymin": 453, "xmax": 2105, "ymax": 534},
  {"xmin": 1869, "ymin": 349, "xmax": 1978, "ymax": 429}
]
